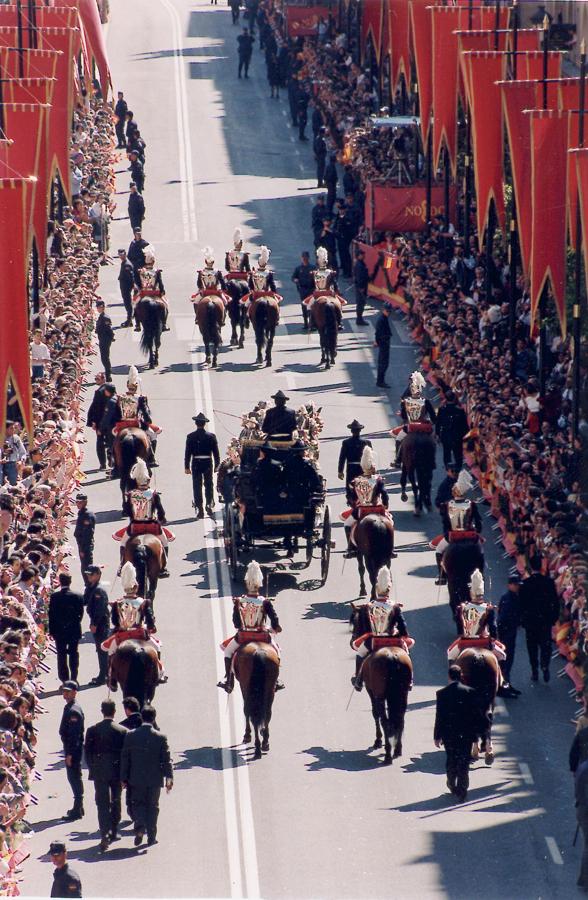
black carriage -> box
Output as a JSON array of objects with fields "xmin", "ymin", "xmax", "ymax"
[{"xmin": 222, "ymin": 438, "xmax": 332, "ymax": 583}]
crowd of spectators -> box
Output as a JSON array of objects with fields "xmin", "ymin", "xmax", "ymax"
[{"xmin": 0, "ymin": 97, "xmax": 115, "ymax": 892}]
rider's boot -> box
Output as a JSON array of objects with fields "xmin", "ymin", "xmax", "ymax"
[
  {"xmin": 351, "ymin": 655, "xmax": 363, "ymax": 691},
  {"xmin": 117, "ymin": 547, "xmax": 125, "ymax": 577},
  {"xmin": 163, "ymin": 310, "xmax": 171, "ymax": 332},
  {"xmin": 160, "ymin": 549, "xmax": 170, "ymax": 578},
  {"xmin": 149, "ymin": 439, "xmax": 158, "ymax": 467},
  {"xmin": 217, "ymin": 657, "xmax": 234, "ymax": 693},
  {"xmin": 391, "ymin": 440, "xmax": 401, "ymax": 468},
  {"xmin": 343, "ymin": 525, "xmax": 356, "ymax": 559},
  {"xmin": 435, "ymin": 553, "xmax": 447, "ymax": 585}
]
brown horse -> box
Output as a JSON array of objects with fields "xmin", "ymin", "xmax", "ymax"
[
  {"xmin": 362, "ymin": 646, "xmax": 412, "ymax": 764},
  {"xmin": 309, "ymin": 296, "xmax": 342, "ymax": 369},
  {"xmin": 123, "ymin": 534, "xmax": 165, "ymax": 602},
  {"xmin": 109, "ymin": 640, "xmax": 159, "ymax": 709},
  {"xmin": 456, "ymin": 647, "xmax": 499, "ymax": 765},
  {"xmin": 112, "ymin": 427, "xmax": 151, "ymax": 500},
  {"xmin": 249, "ymin": 295, "xmax": 280, "ymax": 367},
  {"xmin": 195, "ymin": 296, "xmax": 225, "ymax": 367},
  {"xmin": 135, "ymin": 297, "xmax": 166, "ymax": 369},
  {"xmin": 233, "ymin": 642, "xmax": 279, "ymax": 760},
  {"xmin": 352, "ymin": 513, "xmax": 395, "ymax": 597}
]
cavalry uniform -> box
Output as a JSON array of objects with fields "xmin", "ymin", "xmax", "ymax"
[
  {"xmin": 113, "ymin": 485, "xmax": 174, "ymax": 551},
  {"xmin": 192, "ymin": 264, "xmax": 230, "ymax": 304},
  {"xmin": 101, "ymin": 593, "xmax": 161, "ymax": 664},
  {"xmin": 447, "ymin": 571, "xmax": 506, "ymax": 663},
  {"xmin": 134, "ymin": 266, "xmax": 167, "ymax": 310},
  {"xmin": 243, "ymin": 266, "xmax": 282, "ymax": 308},
  {"xmin": 303, "ymin": 248, "xmax": 346, "ymax": 309},
  {"xmin": 224, "ymin": 240, "xmax": 251, "ymax": 282},
  {"xmin": 112, "ymin": 390, "xmax": 151, "ymax": 435},
  {"xmin": 391, "ymin": 372, "xmax": 436, "ymax": 464},
  {"xmin": 430, "ymin": 469, "xmax": 482, "ymax": 583},
  {"xmin": 342, "ymin": 446, "xmax": 394, "ymax": 556}
]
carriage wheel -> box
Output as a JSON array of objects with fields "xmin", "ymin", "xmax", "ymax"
[
  {"xmin": 228, "ymin": 506, "xmax": 240, "ymax": 581},
  {"xmin": 320, "ymin": 505, "xmax": 331, "ymax": 584}
]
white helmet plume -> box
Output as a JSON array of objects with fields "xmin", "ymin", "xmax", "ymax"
[
  {"xmin": 409, "ymin": 371, "xmax": 426, "ymax": 393},
  {"xmin": 121, "ymin": 562, "xmax": 138, "ymax": 593},
  {"xmin": 360, "ymin": 445, "xmax": 377, "ymax": 474},
  {"xmin": 316, "ymin": 246, "xmax": 328, "ymax": 267},
  {"xmin": 469, "ymin": 568, "xmax": 485, "ymax": 598},
  {"xmin": 143, "ymin": 244, "xmax": 156, "ymax": 265},
  {"xmin": 258, "ymin": 245, "xmax": 270, "ymax": 267},
  {"xmin": 127, "ymin": 365, "xmax": 140, "ymax": 388},
  {"xmin": 454, "ymin": 469, "xmax": 473, "ymax": 496},
  {"xmin": 233, "ymin": 227, "xmax": 243, "ymax": 248},
  {"xmin": 376, "ymin": 566, "xmax": 392, "ymax": 597},
  {"xmin": 130, "ymin": 458, "xmax": 150, "ymax": 485},
  {"xmin": 203, "ymin": 246, "xmax": 214, "ymax": 264},
  {"xmin": 245, "ymin": 560, "xmax": 264, "ymax": 592}
]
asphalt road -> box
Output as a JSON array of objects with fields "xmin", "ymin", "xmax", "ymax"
[{"xmin": 23, "ymin": 2, "xmax": 582, "ymax": 898}]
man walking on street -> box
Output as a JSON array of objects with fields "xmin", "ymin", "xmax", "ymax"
[
  {"xmin": 374, "ymin": 304, "xmax": 392, "ymax": 388},
  {"xmin": 74, "ymin": 492, "xmax": 95, "ymax": 582},
  {"xmin": 185, "ymin": 413, "xmax": 220, "ymax": 519},
  {"xmin": 237, "ymin": 27, "xmax": 254, "ymax": 79},
  {"xmin": 435, "ymin": 391, "xmax": 469, "ymax": 471},
  {"xmin": 496, "ymin": 576, "xmax": 522, "ymax": 698},
  {"xmin": 352, "ymin": 247, "xmax": 370, "ymax": 324},
  {"xmin": 128, "ymin": 182, "xmax": 145, "ymax": 232},
  {"xmin": 95, "ymin": 300, "xmax": 115, "ymax": 382},
  {"xmin": 120, "ymin": 705, "xmax": 173, "ymax": 847},
  {"xmin": 313, "ymin": 126, "xmax": 327, "ymax": 187},
  {"xmin": 85, "ymin": 699, "xmax": 128, "ymax": 852},
  {"xmin": 86, "ymin": 373, "xmax": 109, "ymax": 469},
  {"xmin": 114, "ymin": 91, "xmax": 128, "ymax": 149},
  {"xmin": 297, "ymin": 90, "xmax": 309, "ymax": 141},
  {"xmin": 59, "ymin": 681, "xmax": 85, "ymax": 821},
  {"xmin": 291, "ymin": 251, "xmax": 314, "ymax": 331},
  {"xmin": 519, "ymin": 555, "xmax": 560, "ymax": 683},
  {"xmin": 84, "ymin": 566, "xmax": 110, "ymax": 686},
  {"xmin": 48, "ymin": 573, "xmax": 85, "ymax": 684},
  {"xmin": 117, "ymin": 248, "xmax": 135, "ymax": 327},
  {"xmin": 434, "ymin": 664, "xmax": 486, "ymax": 803}
]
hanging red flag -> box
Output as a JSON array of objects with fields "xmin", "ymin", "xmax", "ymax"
[
  {"xmin": 389, "ymin": 0, "xmax": 410, "ymax": 90},
  {"xmin": 409, "ymin": 0, "xmax": 433, "ymax": 145},
  {"xmin": 528, "ymin": 109, "xmax": 569, "ymax": 337},
  {"xmin": 361, "ymin": 0, "xmax": 383, "ymax": 64},
  {"xmin": 571, "ymin": 148, "xmax": 588, "ymax": 302},
  {"xmin": 0, "ymin": 46, "xmax": 59, "ymax": 81},
  {"xmin": 37, "ymin": 27, "xmax": 77, "ymax": 200},
  {"xmin": 431, "ymin": 5, "xmax": 464, "ymax": 174}
]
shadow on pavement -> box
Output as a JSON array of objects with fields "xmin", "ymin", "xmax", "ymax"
[
  {"xmin": 301, "ymin": 745, "xmax": 385, "ymax": 772},
  {"xmin": 175, "ymin": 745, "xmax": 246, "ymax": 771}
]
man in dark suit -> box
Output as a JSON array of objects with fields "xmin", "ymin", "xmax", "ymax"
[
  {"xmin": 352, "ymin": 247, "xmax": 370, "ymax": 324},
  {"xmin": 117, "ymin": 248, "xmax": 135, "ymax": 328},
  {"xmin": 261, "ymin": 390, "xmax": 297, "ymax": 439},
  {"xmin": 95, "ymin": 300, "xmax": 115, "ymax": 382},
  {"xmin": 434, "ymin": 664, "xmax": 487, "ymax": 802},
  {"xmin": 120, "ymin": 706, "xmax": 173, "ymax": 847},
  {"xmin": 86, "ymin": 373, "xmax": 109, "ymax": 468},
  {"xmin": 127, "ymin": 229, "xmax": 149, "ymax": 282},
  {"xmin": 435, "ymin": 391, "xmax": 469, "ymax": 471},
  {"xmin": 84, "ymin": 566, "xmax": 110, "ymax": 686},
  {"xmin": 313, "ymin": 126, "xmax": 327, "ymax": 187},
  {"xmin": 48, "ymin": 573, "xmax": 85, "ymax": 683},
  {"xmin": 128, "ymin": 182, "xmax": 145, "ymax": 232},
  {"xmin": 519, "ymin": 555, "xmax": 560, "ymax": 682},
  {"xmin": 85, "ymin": 699, "xmax": 128, "ymax": 851},
  {"xmin": 374, "ymin": 304, "xmax": 392, "ymax": 388}
]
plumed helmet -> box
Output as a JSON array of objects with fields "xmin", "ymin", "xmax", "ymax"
[
  {"xmin": 409, "ymin": 371, "xmax": 426, "ymax": 394},
  {"xmin": 203, "ymin": 246, "xmax": 215, "ymax": 265},
  {"xmin": 244, "ymin": 560, "xmax": 263, "ymax": 591},
  {"xmin": 127, "ymin": 365, "xmax": 140, "ymax": 388},
  {"xmin": 258, "ymin": 245, "xmax": 270, "ymax": 267},
  {"xmin": 121, "ymin": 562, "xmax": 138, "ymax": 593},
  {"xmin": 376, "ymin": 566, "xmax": 392, "ymax": 597},
  {"xmin": 233, "ymin": 227, "xmax": 243, "ymax": 248},
  {"xmin": 130, "ymin": 458, "xmax": 150, "ymax": 485},
  {"xmin": 360, "ymin": 445, "xmax": 377, "ymax": 474},
  {"xmin": 316, "ymin": 246, "xmax": 328, "ymax": 267},
  {"xmin": 454, "ymin": 469, "xmax": 473, "ymax": 496},
  {"xmin": 143, "ymin": 244, "xmax": 156, "ymax": 265},
  {"xmin": 469, "ymin": 568, "xmax": 484, "ymax": 598}
]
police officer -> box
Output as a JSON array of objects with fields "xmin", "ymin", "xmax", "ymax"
[
  {"xmin": 291, "ymin": 251, "xmax": 314, "ymax": 331},
  {"xmin": 297, "ymin": 88, "xmax": 309, "ymax": 141},
  {"xmin": 59, "ymin": 681, "xmax": 85, "ymax": 821},
  {"xmin": 48, "ymin": 573, "xmax": 85, "ymax": 684},
  {"xmin": 118, "ymin": 248, "xmax": 135, "ymax": 327},
  {"xmin": 95, "ymin": 300, "xmax": 115, "ymax": 382},
  {"xmin": 128, "ymin": 181, "xmax": 145, "ymax": 232},
  {"xmin": 184, "ymin": 413, "xmax": 220, "ymax": 519},
  {"xmin": 435, "ymin": 390, "xmax": 469, "ymax": 471},
  {"xmin": 98, "ymin": 383, "xmax": 118, "ymax": 474},
  {"xmin": 84, "ymin": 566, "xmax": 109, "ymax": 686},
  {"xmin": 374, "ymin": 303, "xmax": 392, "ymax": 388},
  {"xmin": 434, "ymin": 463, "xmax": 458, "ymax": 509},
  {"xmin": 114, "ymin": 91, "xmax": 128, "ymax": 149},
  {"xmin": 128, "ymin": 228, "xmax": 149, "ymax": 284},
  {"xmin": 84, "ymin": 699, "xmax": 128, "ymax": 851},
  {"xmin": 352, "ymin": 247, "xmax": 370, "ymax": 325},
  {"xmin": 49, "ymin": 841, "xmax": 82, "ymax": 898},
  {"xmin": 74, "ymin": 492, "xmax": 95, "ymax": 582},
  {"xmin": 261, "ymin": 390, "xmax": 297, "ymax": 439},
  {"xmin": 86, "ymin": 373, "xmax": 109, "ymax": 469},
  {"xmin": 313, "ymin": 125, "xmax": 327, "ymax": 185},
  {"xmin": 338, "ymin": 420, "xmax": 372, "ymax": 503}
]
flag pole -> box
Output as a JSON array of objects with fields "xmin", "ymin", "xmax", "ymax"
[{"xmin": 573, "ymin": 39, "xmax": 586, "ymax": 438}]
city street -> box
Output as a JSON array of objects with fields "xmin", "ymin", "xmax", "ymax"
[{"xmin": 24, "ymin": 2, "xmax": 581, "ymax": 897}]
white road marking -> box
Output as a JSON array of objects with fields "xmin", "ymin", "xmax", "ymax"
[
  {"xmin": 545, "ymin": 836, "xmax": 564, "ymax": 865},
  {"xmin": 519, "ymin": 763, "xmax": 534, "ymax": 785}
]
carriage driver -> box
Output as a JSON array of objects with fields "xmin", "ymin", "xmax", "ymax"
[
  {"xmin": 429, "ymin": 469, "xmax": 482, "ymax": 585},
  {"xmin": 447, "ymin": 569, "xmax": 506, "ymax": 663},
  {"xmin": 101, "ymin": 562, "xmax": 164, "ymax": 679},
  {"xmin": 390, "ymin": 371, "xmax": 437, "ymax": 467},
  {"xmin": 242, "ymin": 245, "xmax": 282, "ymax": 309},
  {"xmin": 112, "ymin": 459, "xmax": 174, "ymax": 577},
  {"xmin": 351, "ymin": 566, "xmax": 415, "ymax": 691},
  {"xmin": 133, "ymin": 244, "xmax": 170, "ymax": 331},
  {"xmin": 192, "ymin": 247, "xmax": 230, "ymax": 305},
  {"xmin": 342, "ymin": 446, "xmax": 394, "ymax": 558},
  {"xmin": 218, "ymin": 561, "xmax": 284, "ymax": 694}
]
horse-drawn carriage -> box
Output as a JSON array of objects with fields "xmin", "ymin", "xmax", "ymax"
[{"xmin": 223, "ymin": 437, "xmax": 332, "ymax": 583}]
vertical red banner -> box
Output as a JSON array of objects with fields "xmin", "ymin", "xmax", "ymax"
[
  {"xmin": 409, "ymin": 0, "xmax": 433, "ymax": 145},
  {"xmin": 431, "ymin": 5, "xmax": 463, "ymax": 174}
]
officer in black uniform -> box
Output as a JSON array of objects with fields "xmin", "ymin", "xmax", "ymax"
[
  {"xmin": 127, "ymin": 228, "xmax": 149, "ymax": 284},
  {"xmin": 261, "ymin": 390, "xmax": 297, "ymax": 439},
  {"xmin": 95, "ymin": 300, "xmax": 115, "ymax": 382},
  {"xmin": 374, "ymin": 304, "xmax": 392, "ymax": 388},
  {"xmin": 114, "ymin": 91, "xmax": 128, "ymax": 148},
  {"xmin": 98, "ymin": 383, "xmax": 118, "ymax": 473},
  {"xmin": 73, "ymin": 492, "xmax": 95, "ymax": 583},
  {"xmin": 435, "ymin": 390, "xmax": 469, "ymax": 471},
  {"xmin": 84, "ymin": 566, "xmax": 109, "ymax": 686},
  {"xmin": 118, "ymin": 248, "xmax": 135, "ymax": 327},
  {"xmin": 59, "ymin": 681, "xmax": 85, "ymax": 821},
  {"xmin": 313, "ymin": 125, "xmax": 327, "ymax": 187},
  {"xmin": 48, "ymin": 574, "xmax": 85, "ymax": 684},
  {"xmin": 184, "ymin": 413, "xmax": 220, "ymax": 519},
  {"xmin": 291, "ymin": 251, "xmax": 314, "ymax": 331},
  {"xmin": 86, "ymin": 374, "xmax": 109, "ymax": 469},
  {"xmin": 352, "ymin": 247, "xmax": 370, "ymax": 325},
  {"xmin": 434, "ymin": 463, "xmax": 458, "ymax": 510},
  {"xmin": 49, "ymin": 840, "xmax": 82, "ymax": 899},
  {"xmin": 338, "ymin": 420, "xmax": 372, "ymax": 503}
]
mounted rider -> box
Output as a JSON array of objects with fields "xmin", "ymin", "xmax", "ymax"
[
  {"xmin": 101, "ymin": 562, "xmax": 164, "ymax": 679},
  {"xmin": 133, "ymin": 243, "xmax": 170, "ymax": 331},
  {"xmin": 218, "ymin": 561, "xmax": 284, "ymax": 694},
  {"xmin": 447, "ymin": 569, "xmax": 506, "ymax": 663},
  {"xmin": 391, "ymin": 371, "xmax": 437, "ymax": 467},
  {"xmin": 303, "ymin": 246, "xmax": 346, "ymax": 316},
  {"xmin": 430, "ymin": 468, "xmax": 482, "ymax": 585},
  {"xmin": 191, "ymin": 246, "xmax": 230, "ymax": 307},
  {"xmin": 112, "ymin": 459, "xmax": 174, "ymax": 577},
  {"xmin": 224, "ymin": 227, "xmax": 251, "ymax": 281},
  {"xmin": 242, "ymin": 245, "xmax": 283, "ymax": 310},
  {"xmin": 112, "ymin": 365, "xmax": 160, "ymax": 463},
  {"xmin": 351, "ymin": 566, "xmax": 415, "ymax": 691},
  {"xmin": 342, "ymin": 446, "xmax": 394, "ymax": 558}
]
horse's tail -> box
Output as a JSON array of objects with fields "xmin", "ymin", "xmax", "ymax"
[
  {"xmin": 384, "ymin": 652, "xmax": 411, "ymax": 735},
  {"xmin": 465, "ymin": 651, "xmax": 497, "ymax": 710},
  {"xmin": 120, "ymin": 433, "xmax": 138, "ymax": 486},
  {"xmin": 133, "ymin": 542, "xmax": 148, "ymax": 597},
  {"xmin": 126, "ymin": 646, "xmax": 149, "ymax": 709},
  {"xmin": 139, "ymin": 299, "xmax": 164, "ymax": 357},
  {"xmin": 324, "ymin": 301, "xmax": 337, "ymax": 338},
  {"xmin": 246, "ymin": 650, "xmax": 272, "ymax": 730},
  {"xmin": 254, "ymin": 298, "xmax": 268, "ymax": 340},
  {"xmin": 206, "ymin": 301, "xmax": 221, "ymax": 343}
]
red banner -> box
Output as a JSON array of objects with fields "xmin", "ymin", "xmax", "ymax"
[
  {"xmin": 0, "ymin": 178, "xmax": 35, "ymax": 440},
  {"xmin": 500, "ymin": 80, "xmax": 537, "ymax": 275},
  {"xmin": 457, "ymin": 29, "xmax": 508, "ymax": 55},
  {"xmin": 285, "ymin": 5, "xmax": 329, "ymax": 37},
  {"xmin": 572, "ymin": 148, "xmax": 588, "ymax": 305},
  {"xmin": 529, "ymin": 110, "xmax": 568, "ymax": 337},
  {"xmin": 0, "ymin": 46, "xmax": 60, "ymax": 81},
  {"xmin": 365, "ymin": 182, "xmax": 457, "ymax": 233},
  {"xmin": 409, "ymin": 0, "xmax": 432, "ymax": 145},
  {"xmin": 389, "ymin": 0, "xmax": 410, "ymax": 89},
  {"xmin": 431, "ymin": 5, "xmax": 464, "ymax": 174},
  {"xmin": 77, "ymin": 0, "xmax": 111, "ymax": 98},
  {"xmin": 354, "ymin": 241, "xmax": 405, "ymax": 308},
  {"xmin": 361, "ymin": 0, "xmax": 383, "ymax": 62},
  {"xmin": 38, "ymin": 27, "xmax": 77, "ymax": 200}
]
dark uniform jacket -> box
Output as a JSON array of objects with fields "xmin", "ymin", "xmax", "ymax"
[
  {"xmin": 436, "ymin": 402, "xmax": 469, "ymax": 442},
  {"xmin": 59, "ymin": 700, "xmax": 85, "ymax": 760},
  {"xmin": 455, "ymin": 602, "xmax": 497, "ymax": 638},
  {"xmin": 434, "ymin": 681, "xmax": 486, "ymax": 745},
  {"xmin": 118, "ymin": 257, "xmax": 135, "ymax": 291},
  {"xmin": 51, "ymin": 863, "xmax": 82, "ymax": 899},
  {"xmin": 232, "ymin": 597, "xmax": 280, "ymax": 631},
  {"xmin": 96, "ymin": 312, "xmax": 115, "ymax": 347},
  {"xmin": 197, "ymin": 269, "xmax": 226, "ymax": 291},
  {"xmin": 261, "ymin": 405, "xmax": 297, "ymax": 439},
  {"xmin": 127, "ymin": 237, "xmax": 148, "ymax": 271},
  {"xmin": 374, "ymin": 312, "xmax": 391, "ymax": 347},
  {"xmin": 353, "ymin": 258, "xmax": 369, "ymax": 291},
  {"xmin": 519, "ymin": 573, "xmax": 560, "ymax": 638},
  {"xmin": 120, "ymin": 723, "xmax": 173, "ymax": 788},
  {"xmin": 84, "ymin": 718, "xmax": 128, "ymax": 782},
  {"xmin": 111, "ymin": 598, "xmax": 156, "ymax": 632},
  {"xmin": 400, "ymin": 388, "xmax": 437, "ymax": 424},
  {"xmin": 84, "ymin": 582, "xmax": 110, "ymax": 632},
  {"xmin": 248, "ymin": 270, "xmax": 277, "ymax": 293},
  {"xmin": 291, "ymin": 262, "xmax": 314, "ymax": 298},
  {"xmin": 114, "ymin": 98, "xmax": 128, "ymax": 122},
  {"xmin": 497, "ymin": 589, "xmax": 521, "ymax": 637},
  {"xmin": 128, "ymin": 191, "xmax": 145, "ymax": 222},
  {"xmin": 184, "ymin": 429, "xmax": 220, "ymax": 470},
  {"xmin": 99, "ymin": 396, "xmax": 119, "ymax": 434},
  {"xmin": 237, "ymin": 32, "xmax": 254, "ymax": 60},
  {"xmin": 74, "ymin": 506, "xmax": 95, "ymax": 554},
  {"xmin": 113, "ymin": 394, "xmax": 152, "ymax": 429},
  {"xmin": 282, "ymin": 455, "xmax": 322, "ymax": 506},
  {"xmin": 338, "ymin": 436, "xmax": 372, "ymax": 488},
  {"xmin": 86, "ymin": 384, "xmax": 109, "ymax": 428},
  {"xmin": 48, "ymin": 589, "xmax": 85, "ymax": 642}
]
